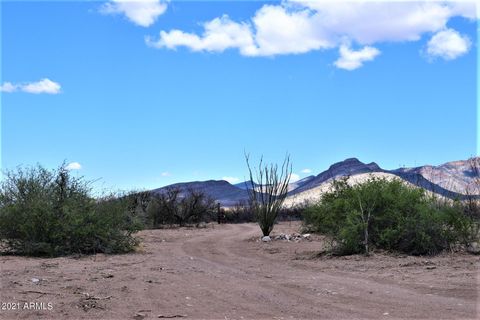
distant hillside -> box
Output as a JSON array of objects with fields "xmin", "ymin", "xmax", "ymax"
[
  {"xmin": 289, "ymin": 158, "xmax": 382, "ymax": 196},
  {"xmin": 150, "ymin": 157, "xmax": 479, "ymax": 207},
  {"xmin": 152, "ymin": 180, "xmax": 249, "ymax": 207},
  {"xmin": 288, "ymin": 175, "xmax": 316, "ymax": 191},
  {"xmin": 391, "ymin": 158, "xmax": 479, "ymax": 196},
  {"xmin": 233, "ymin": 180, "xmax": 260, "ymax": 190}
]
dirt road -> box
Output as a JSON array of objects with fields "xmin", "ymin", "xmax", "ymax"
[{"xmin": 1, "ymin": 222, "xmax": 478, "ymax": 319}]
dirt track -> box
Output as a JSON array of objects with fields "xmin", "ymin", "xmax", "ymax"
[{"xmin": 0, "ymin": 222, "xmax": 478, "ymax": 319}]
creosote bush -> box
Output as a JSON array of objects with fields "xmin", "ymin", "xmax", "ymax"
[
  {"xmin": 303, "ymin": 177, "xmax": 479, "ymax": 256},
  {"xmin": 0, "ymin": 164, "xmax": 142, "ymax": 256}
]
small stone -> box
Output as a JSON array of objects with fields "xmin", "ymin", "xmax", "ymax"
[
  {"xmin": 261, "ymin": 236, "xmax": 271, "ymax": 242},
  {"xmin": 31, "ymin": 278, "xmax": 40, "ymax": 284},
  {"xmin": 467, "ymin": 242, "xmax": 480, "ymax": 254}
]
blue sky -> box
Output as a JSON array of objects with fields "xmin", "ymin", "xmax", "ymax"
[{"xmin": 1, "ymin": 1, "xmax": 478, "ymax": 191}]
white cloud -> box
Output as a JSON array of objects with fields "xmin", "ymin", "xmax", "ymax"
[
  {"xmin": 301, "ymin": 168, "xmax": 312, "ymax": 174},
  {"xmin": 65, "ymin": 162, "xmax": 82, "ymax": 170},
  {"xmin": 0, "ymin": 78, "xmax": 61, "ymax": 94},
  {"xmin": 222, "ymin": 176, "xmax": 240, "ymax": 184},
  {"xmin": 448, "ymin": 1, "xmax": 479, "ymax": 20},
  {"xmin": 22, "ymin": 78, "xmax": 61, "ymax": 94},
  {"xmin": 334, "ymin": 44, "xmax": 380, "ymax": 70},
  {"xmin": 148, "ymin": 6, "xmax": 332, "ymax": 56},
  {"xmin": 291, "ymin": 1, "xmax": 454, "ymax": 44},
  {"xmin": 425, "ymin": 28, "xmax": 471, "ymax": 60},
  {"xmin": 289, "ymin": 173, "xmax": 300, "ymax": 183},
  {"xmin": 247, "ymin": 5, "xmax": 332, "ymax": 56},
  {"xmin": 148, "ymin": 1, "xmax": 476, "ymax": 69},
  {"xmin": 0, "ymin": 82, "xmax": 18, "ymax": 93},
  {"xmin": 147, "ymin": 15, "xmax": 257, "ymax": 55},
  {"xmin": 101, "ymin": 0, "xmax": 167, "ymax": 27},
  {"xmin": 161, "ymin": 171, "xmax": 171, "ymax": 177}
]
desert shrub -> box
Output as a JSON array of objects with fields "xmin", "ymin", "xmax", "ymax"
[
  {"xmin": 224, "ymin": 200, "xmax": 255, "ymax": 223},
  {"xmin": 147, "ymin": 187, "xmax": 216, "ymax": 227},
  {"xmin": 303, "ymin": 177, "xmax": 479, "ymax": 255},
  {"xmin": 277, "ymin": 205, "xmax": 305, "ymax": 222},
  {"xmin": 0, "ymin": 164, "xmax": 142, "ymax": 256}
]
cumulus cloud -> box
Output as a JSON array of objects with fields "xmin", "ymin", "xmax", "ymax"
[
  {"xmin": 147, "ymin": 1, "xmax": 476, "ymax": 69},
  {"xmin": 147, "ymin": 5, "xmax": 332, "ymax": 56},
  {"xmin": 147, "ymin": 15, "xmax": 257, "ymax": 55},
  {"xmin": 301, "ymin": 168, "xmax": 312, "ymax": 174},
  {"xmin": 222, "ymin": 176, "xmax": 240, "ymax": 184},
  {"xmin": 425, "ymin": 28, "xmax": 471, "ymax": 60},
  {"xmin": 0, "ymin": 78, "xmax": 61, "ymax": 94},
  {"xmin": 22, "ymin": 78, "xmax": 61, "ymax": 94},
  {"xmin": 161, "ymin": 171, "xmax": 171, "ymax": 177},
  {"xmin": 247, "ymin": 5, "xmax": 332, "ymax": 56},
  {"xmin": 65, "ymin": 162, "xmax": 82, "ymax": 170},
  {"xmin": 290, "ymin": 1, "xmax": 455, "ymax": 44},
  {"xmin": 334, "ymin": 44, "xmax": 380, "ymax": 70},
  {"xmin": 101, "ymin": 0, "xmax": 167, "ymax": 27}
]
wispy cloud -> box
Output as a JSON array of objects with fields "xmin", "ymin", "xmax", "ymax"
[
  {"xmin": 301, "ymin": 168, "xmax": 312, "ymax": 174},
  {"xmin": 65, "ymin": 162, "xmax": 82, "ymax": 170},
  {"xmin": 425, "ymin": 28, "xmax": 471, "ymax": 61},
  {"xmin": 161, "ymin": 171, "xmax": 171, "ymax": 177},
  {"xmin": 222, "ymin": 176, "xmax": 240, "ymax": 184},
  {"xmin": 334, "ymin": 44, "xmax": 380, "ymax": 71},
  {"xmin": 147, "ymin": 1, "xmax": 476, "ymax": 69},
  {"xmin": 101, "ymin": 0, "xmax": 167, "ymax": 27},
  {"xmin": 0, "ymin": 82, "xmax": 17, "ymax": 93},
  {"xmin": 0, "ymin": 78, "xmax": 61, "ymax": 94}
]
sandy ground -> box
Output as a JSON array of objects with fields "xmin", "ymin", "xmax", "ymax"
[{"xmin": 0, "ymin": 221, "xmax": 478, "ymax": 320}]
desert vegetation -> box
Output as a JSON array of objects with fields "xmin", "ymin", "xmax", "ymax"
[
  {"xmin": 2, "ymin": 157, "xmax": 479, "ymax": 259},
  {"xmin": 303, "ymin": 176, "xmax": 480, "ymax": 255},
  {"xmin": 245, "ymin": 154, "xmax": 292, "ymax": 236},
  {"xmin": 0, "ymin": 164, "xmax": 142, "ymax": 256},
  {"xmin": 146, "ymin": 187, "xmax": 217, "ymax": 227}
]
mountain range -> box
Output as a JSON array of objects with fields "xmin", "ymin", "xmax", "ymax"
[{"xmin": 151, "ymin": 157, "xmax": 479, "ymax": 207}]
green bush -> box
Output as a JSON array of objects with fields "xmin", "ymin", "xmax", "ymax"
[
  {"xmin": 0, "ymin": 164, "xmax": 142, "ymax": 256},
  {"xmin": 303, "ymin": 177, "xmax": 479, "ymax": 255}
]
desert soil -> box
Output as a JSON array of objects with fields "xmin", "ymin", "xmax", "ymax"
[{"xmin": 0, "ymin": 221, "xmax": 478, "ymax": 320}]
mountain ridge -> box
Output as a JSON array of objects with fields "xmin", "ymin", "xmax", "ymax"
[{"xmin": 150, "ymin": 157, "xmax": 479, "ymax": 207}]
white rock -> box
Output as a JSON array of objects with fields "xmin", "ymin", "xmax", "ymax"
[
  {"xmin": 467, "ymin": 242, "xmax": 480, "ymax": 254},
  {"xmin": 31, "ymin": 278, "xmax": 40, "ymax": 284},
  {"xmin": 302, "ymin": 233, "xmax": 311, "ymax": 238},
  {"xmin": 261, "ymin": 236, "xmax": 271, "ymax": 242}
]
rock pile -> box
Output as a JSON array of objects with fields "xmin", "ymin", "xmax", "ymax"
[{"xmin": 273, "ymin": 233, "xmax": 311, "ymax": 241}]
